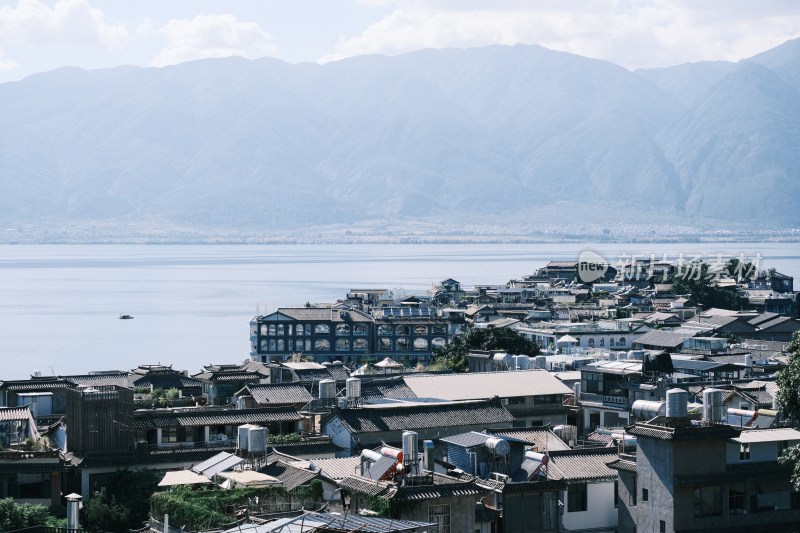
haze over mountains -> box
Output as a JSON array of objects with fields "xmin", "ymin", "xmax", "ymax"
[{"xmin": 0, "ymin": 39, "xmax": 798, "ymax": 241}]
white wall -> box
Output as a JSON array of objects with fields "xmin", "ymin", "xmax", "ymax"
[{"xmin": 562, "ymin": 481, "xmax": 618, "ymax": 531}]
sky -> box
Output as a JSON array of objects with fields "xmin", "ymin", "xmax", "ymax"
[{"xmin": 0, "ymin": 0, "xmax": 799, "ymax": 84}]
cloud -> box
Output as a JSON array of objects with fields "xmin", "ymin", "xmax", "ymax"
[
  {"xmin": 0, "ymin": 48, "xmax": 19, "ymax": 72},
  {"xmin": 152, "ymin": 14, "xmax": 278, "ymax": 68},
  {"xmin": 0, "ymin": 0, "xmax": 128, "ymax": 48},
  {"xmin": 319, "ymin": 1, "xmax": 800, "ymax": 68}
]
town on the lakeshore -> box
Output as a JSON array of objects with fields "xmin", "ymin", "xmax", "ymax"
[{"xmin": 2, "ymin": 255, "xmax": 800, "ymax": 532}]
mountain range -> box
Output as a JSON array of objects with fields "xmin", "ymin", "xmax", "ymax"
[{"xmin": 0, "ymin": 39, "xmax": 798, "ymax": 240}]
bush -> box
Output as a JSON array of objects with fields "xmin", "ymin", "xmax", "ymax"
[{"xmin": 0, "ymin": 498, "xmax": 64, "ymax": 530}]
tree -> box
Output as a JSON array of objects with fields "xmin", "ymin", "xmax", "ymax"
[
  {"xmin": 430, "ymin": 327, "xmax": 540, "ymax": 372},
  {"xmin": 776, "ymin": 332, "xmax": 800, "ymax": 488},
  {"xmin": 0, "ymin": 498, "xmax": 63, "ymax": 530},
  {"xmin": 84, "ymin": 469, "xmax": 160, "ymax": 531},
  {"xmin": 670, "ymin": 262, "xmax": 740, "ymax": 310}
]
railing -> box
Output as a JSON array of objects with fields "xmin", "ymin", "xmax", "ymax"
[{"xmin": 7, "ymin": 528, "xmax": 104, "ymax": 533}]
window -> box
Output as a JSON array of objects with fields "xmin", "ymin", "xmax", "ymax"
[
  {"xmin": 600, "ymin": 338, "xmax": 605, "ymax": 347},
  {"xmin": 268, "ymin": 324, "xmax": 276, "ymax": 336},
  {"xmin": 567, "ymin": 483, "xmax": 588, "ymax": 512},
  {"xmin": 276, "ymin": 324, "xmax": 284, "ymax": 335},
  {"xmin": 659, "ymin": 521, "xmax": 665, "ymax": 533},
  {"xmin": 162, "ymin": 427, "xmax": 177, "ymax": 444},
  {"xmin": 729, "ymin": 483, "xmax": 746, "ymax": 514},
  {"xmin": 414, "ymin": 325, "xmax": 428, "ymax": 335},
  {"xmin": 287, "ymin": 339, "xmax": 294, "ymax": 351},
  {"xmin": 378, "ymin": 324, "xmax": 393, "ymax": 335},
  {"xmin": 336, "ymin": 339, "xmax": 350, "ymax": 351},
  {"xmin": 379, "ymin": 338, "xmax": 392, "ymax": 351},
  {"xmin": 396, "ymin": 337, "xmax": 409, "ymax": 351},
  {"xmin": 268, "ymin": 339, "xmax": 276, "ymax": 351},
  {"xmin": 432, "ymin": 337, "xmax": 447, "ymax": 348},
  {"xmin": 287, "ymin": 324, "xmax": 293, "ymax": 335},
  {"xmin": 336, "ymin": 324, "xmax": 350, "ymax": 335},
  {"xmin": 395, "ymin": 325, "xmax": 410, "ymax": 336},
  {"xmin": 260, "ymin": 324, "xmax": 268, "ymax": 335},
  {"xmin": 296, "ymin": 324, "xmax": 304, "ymax": 336},
  {"xmin": 428, "ymin": 504, "xmax": 450, "ymax": 533},
  {"xmin": 619, "ymin": 337, "xmax": 626, "ymax": 346},
  {"xmin": 642, "ymin": 488, "xmax": 649, "ymax": 502},
  {"xmin": 314, "ymin": 339, "xmax": 330, "ymax": 351},
  {"xmin": 630, "ymin": 477, "xmax": 637, "ymax": 506},
  {"xmin": 276, "ymin": 339, "xmax": 285, "ymax": 351},
  {"xmin": 693, "ymin": 486, "xmax": 722, "ymax": 516},
  {"xmin": 614, "ymin": 481, "xmax": 619, "ymax": 508},
  {"xmin": 413, "ymin": 338, "xmax": 429, "ymax": 351},
  {"xmin": 304, "ymin": 339, "xmax": 312, "ymax": 352},
  {"xmin": 432, "ymin": 324, "xmax": 447, "ymax": 335},
  {"xmin": 354, "ymin": 324, "xmax": 368, "ymax": 336},
  {"xmin": 353, "ymin": 338, "xmax": 367, "ymax": 350},
  {"xmin": 609, "ymin": 339, "xmax": 615, "ymax": 347},
  {"xmin": 588, "ymin": 338, "xmax": 595, "ymax": 348},
  {"xmin": 740, "ymin": 443, "xmax": 751, "ymax": 460},
  {"xmin": 314, "ymin": 324, "xmax": 330, "ymax": 335}
]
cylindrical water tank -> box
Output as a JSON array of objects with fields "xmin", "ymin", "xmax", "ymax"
[
  {"xmin": 702, "ymin": 388, "xmax": 723, "ymax": 423},
  {"xmin": 628, "ymin": 350, "xmax": 644, "ymax": 360},
  {"xmin": 666, "ymin": 388, "xmax": 688, "ymax": 418},
  {"xmin": 237, "ymin": 424, "xmax": 255, "ymax": 449},
  {"xmin": 525, "ymin": 450, "xmax": 549, "ymax": 464},
  {"xmin": 346, "ymin": 377, "xmax": 362, "ymax": 399},
  {"xmin": 631, "ymin": 400, "xmax": 666, "ymax": 420},
  {"xmin": 402, "ymin": 431, "xmax": 418, "ymax": 462},
  {"xmin": 534, "ymin": 356, "xmax": 547, "ymax": 369},
  {"xmin": 248, "ymin": 426, "xmax": 268, "ymax": 453},
  {"xmin": 381, "ymin": 447, "xmax": 403, "ymax": 461},
  {"xmin": 422, "ymin": 440, "xmax": 435, "ymax": 471},
  {"xmin": 493, "ymin": 352, "xmax": 511, "ymax": 368},
  {"xmin": 319, "ymin": 379, "xmax": 336, "ymax": 400},
  {"xmin": 361, "ymin": 449, "xmax": 382, "ymax": 462},
  {"xmin": 608, "ymin": 351, "xmax": 617, "ymax": 361},
  {"xmin": 517, "ymin": 355, "xmax": 530, "ymax": 370},
  {"xmin": 485, "ymin": 437, "xmax": 510, "ymax": 456},
  {"xmin": 745, "ymin": 354, "xmax": 753, "ymax": 368},
  {"xmin": 573, "ymin": 382, "xmax": 582, "ymax": 398}
]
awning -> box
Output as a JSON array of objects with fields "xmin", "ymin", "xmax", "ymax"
[
  {"xmin": 217, "ymin": 470, "xmax": 283, "ymax": 489},
  {"xmin": 557, "ymin": 335, "xmax": 578, "ymax": 344},
  {"xmin": 158, "ymin": 470, "xmax": 212, "ymax": 487}
]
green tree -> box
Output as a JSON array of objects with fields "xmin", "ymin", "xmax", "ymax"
[
  {"xmin": 0, "ymin": 498, "xmax": 63, "ymax": 530},
  {"xmin": 84, "ymin": 487, "xmax": 131, "ymax": 531},
  {"xmin": 84, "ymin": 469, "xmax": 160, "ymax": 531},
  {"xmin": 670, "ymin": 262, "xmax": 740, "ymax": 310},
  {"xmin": 430, "ymin": 327, "xmax": 540, "ymax": 372},
  {"xmin": 776, "ymin": 332, "xmax": 800, "ymax": 488}
]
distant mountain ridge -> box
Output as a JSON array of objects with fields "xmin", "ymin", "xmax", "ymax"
[{"xmin": 0, "ymin": 39, "xmax": 798, "ymax": 236}]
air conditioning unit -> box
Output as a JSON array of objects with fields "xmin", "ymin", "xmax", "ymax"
[{"xmin": 500, "ymin": 398, "xmax": 509, "ymax": 405}]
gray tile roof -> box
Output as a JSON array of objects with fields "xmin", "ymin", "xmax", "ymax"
[
  {"xmin": 331, "ymin": 399, "xmax": 514, "ymax": 434},
  {"xmin": 0, "ymin": 405, "xmax": 34, "ymax": 421},
  {"xmin": 133, "ymin": 406, "xmax": 302, "ymax": 429},
  {"xmin": 488, "ymin": 428, "xmax": 572, "ymax": 451},
  {"xmin": 63, "ymin": 372, "xmax": 133, "ymax": 388},
  {"xmin": 0, "ymin": 378, "xmax": 77, "ymax": 391},
  {"xmin": 402, "ymin": 370, "xmax": 572, "ymax": 400},
  {"xmin": 633, "ymin": 330, "xmax": 695, "ymax": 348},
  {"xmin": 732, "ymin": 428, "xmax": 800, "ymax": 444},
  {"xmin": 260, "ymin": 460, "xmax": 319, "ymax": 490},
  {"xmin": 606, "ymin": 458, "xmax": 636, "ymax": 473},
  {"xmin": 546, "ymin": 450, "xmax": 619, "ymax": 482},
  {"xmin": 360, "ymin": 377, "xmax": 416, "ymax": 400},
  {"xmin": 312, "ymin": 456, "xmax": 362, "ymax": 481},
  {"xmin": 337, "ymin": 475, "xmax": 392, "ymax": 497},
  {"xmin": 243, "ymin": 383, "xmax": 313, "ymax": 405}
]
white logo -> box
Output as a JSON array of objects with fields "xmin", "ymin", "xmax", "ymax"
[{"xmin": 578, "ymin": 250, "xmax": 609, "ymax": 283}]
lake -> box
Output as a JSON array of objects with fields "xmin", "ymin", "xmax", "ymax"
[{"xmin": 0, "ymin": 242, "xmax": 797, "ymax": 380}]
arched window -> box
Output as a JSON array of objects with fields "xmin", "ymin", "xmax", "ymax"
[
  {"xmin": 378, "ymin": 324, "xmax": 393, "ymax": 335},
  {"xmin": 277, "ymin": 339, "xmax": 285, "ymax": 351},
  {"xmin": 336, "ymin": 324, "xmax": 350, "ymax": 336},
  {"xmin": 599, "ymin": 338, "xmax": 605, "ymax": 347},
  {"xmin": 287, "ymin": 339, "xmax": 294, "ymax": 351},
  {"xmin": 619, "ymin": 337, "xmax": 626, "ymax": 346},
  {"xmin": 354, "ymin": 338, "xmax": 367, "ymax": 350},
  {"xmin": 379, "ymin": 338, "xmax": 392, "ymax": 351},
  {"xmin": 432, "ymin": 337, "xmax": 447, "ymax": 348},
  {"xmin": 260, "ymin": 324, "xmax": 268, "ymax": 336},
  {"xmin": 268, "ymin": 339, "xmax": 276, "ymax": 351},
  {"xmin": 396, "ymin": 325, "xmax": 410, "ymax": 336},
  {"xmin": 354, "ymin": 324, "xmax": 368, "ymax": 336},
  {"xmin": 609, "ymin": 339, "xmax": 615, "ymax": 347},
  {"xmin": 588, "ymin": 338, "xmax": 595, "ymax": 348},
  {"xmin": 336, "ymin": 339, "xmax": 350, "ymax": 351},
  {"xmin": 315, "ymin": 324, "xmax": 330, "ymax": 335},
  {"xmin": 432, "ymin": 324, "xmax": 447, "ymax": 335},
  {"xmin": 296, "ymin": 324, "xmax": 304, "ymax": 336},
  {"xmin": 305, "ymin": 339, "xmax": 312, "ymax": 352},
  {"xmin": 414, "ymin": 325, "xmax": 428, "ymax": 335},
  {"xmin": 413, "ymin": 338, "xmax": 429, "ymax": 351},
  {"xmin": 276, "ymin": 324, "xmax": 284, "ymax": 336},
  {"xmin": 268, "ymin": 324, "xmax": 276, "ymax": 336},
  {"xmin": 396, "ymin": 338, "xmax": 409, "ymax": 351},
  {"xmin": 314, "ymin": 339, "xmax": 330, "ymax": 351}
]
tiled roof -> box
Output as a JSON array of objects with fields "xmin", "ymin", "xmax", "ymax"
[
  {"xmin": 271, "ymin": 439, "xmax": 341, "ymax": 458},
  {"xmin": 63, "ymin": 373, "xmax": 133, "ymax": 388},
  {"xmin": 0, "ymin": 406, "xmax": 34, "ymax": 421},
  {"xmin": 488, "ymin": 428, "xmax": 572, "ymax": 451},
  {"xmin": 628, "ymin": 422, "xmax": 740, "ymax": 441},
  {"xmin": 607, "ymin": 458, "xmax": 636, "ymax": 473},
  {"xmin": 313, "ymin": 456, "xmax": 362, "ymax": 480},
  {"xmin": 0, "ymin": 378, "xmax": 77, "ymax": 391},
  {"xmin": 670, "ymin": 359, "xmax": 733, "ymax": 372},
  {"xmin": 732, "ymin": 428, "xmax": 800, "ymax": 444},
  {"xmin": 394, "ymin": 481, "xmax": 484, "ymax": 502},
  {"xmin": 337, "ymin": 475, "xmax": 392, "ymax": 498},
  {"xmin": 546, "ymin": 450, "xmax": 619, "ymax": 482},
  {"xmin": 331, "ymin": 399, "xmax": 514, "ymax": 434},
  {"xmin": 402, "ymin": 370, "xmax": 572, "ymax": 400},
  {"xmin": 81, "ymin": 445, "xmax": 237, "ymax": 467},
  {"xmin": 133, "ymin": 406, "xmax": 302, "ymax": 429},
  {"xmin": 633, "ymin": 330, "xmax": 694, "ymax": 348},
  {"xmin": 360, "ymin": 377, "xmax": 416, "ymax": 400},
  {"xmin": 243, "ymin": 383, "xmax": 313, "ymax": 405},
  {"xmin": 132, "ymin": 374, "xmax": 203, "ymax": 389},
  {"xmin": 259, "ymin": 460, "xmax": 319, "ymax": 490}
]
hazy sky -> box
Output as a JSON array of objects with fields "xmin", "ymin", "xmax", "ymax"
[{"xmin": 1, "ymin": 0, "xmax": 799, "ymax": 83}]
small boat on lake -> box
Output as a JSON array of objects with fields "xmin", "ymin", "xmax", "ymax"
[{"xmin": 118, "ymin": 314, "xmax": 134, "ymax": 320}]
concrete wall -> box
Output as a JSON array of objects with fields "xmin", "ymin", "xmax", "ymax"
[
  {"xmin": 562, "ymin": 481, "xmax": 618, "ymax": 531},
  {"xmin": 401, "ymin": 494, "xmax": 477, "ymax": 533}
]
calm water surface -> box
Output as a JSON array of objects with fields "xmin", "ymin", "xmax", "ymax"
[{"xmin": 0, "ymin": 243, "xmax": 797, "ymax": 380}]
